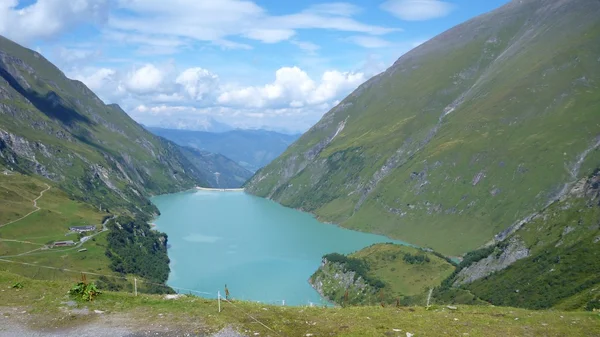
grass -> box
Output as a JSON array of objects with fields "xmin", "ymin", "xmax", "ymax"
[
  {"xmin": 0, "ymin": 172, "xmax": 114, "ymax": 279},
  {"xmin": 0, "ymin": 173, "xmax": 104, "ymax": 245},
  {"xmin": 0, "ymin": 172, "xmax": 47, "ymax": 224},
  {"xmin": 311, "ymin": 244, "xmax": 456, "ymax": 307},
  {"xmin": 351, "ymin": 244, "xmax": 455, "ymax": 298},
  {"xmin": 461, "ymin": 192, "xmax": 600, "ymax": 310},
  {"xmin": 434, "ymin": 168, "xmax": 600, "ymax": 311},
  {"xmin": 0, "ymin": 270, "xmax": 599, "ymax": 336},
  {"xmin": 2, "ymin": 232, "xmax": 114, "ymax": 279}
]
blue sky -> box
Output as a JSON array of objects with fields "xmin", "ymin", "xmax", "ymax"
[{"xmin": 0, "ymin": 0, "xmax": 509, "ymax": 133}]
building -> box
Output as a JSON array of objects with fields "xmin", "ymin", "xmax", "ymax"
[
  {"xmin": 69, "ymin": 225, "xmax": 96, "ymax": 233},
  {"xmin": 53, "ymin": 240, "xmax": 75, "ymax": 247}
]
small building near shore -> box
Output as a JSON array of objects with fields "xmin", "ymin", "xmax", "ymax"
[{"xmin": 69, "ymin": 225, "xmax": 96, "ymax": 233}]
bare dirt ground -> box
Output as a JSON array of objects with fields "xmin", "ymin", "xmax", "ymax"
[{"xmin": 0, "ymin": 307, "xmax": 245, "ymax": 337}]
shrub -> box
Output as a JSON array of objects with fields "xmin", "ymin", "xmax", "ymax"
[
  {"xmin": 403, "ymin": 253, "xmax": 431, "ymax": 264},
  {"xmin": 585, "ymin": 298, "xmax": 600, "ymax": 311},
  {"xmin": 69, "ymin": 282, "xmax": 101, "ymax": 301}
]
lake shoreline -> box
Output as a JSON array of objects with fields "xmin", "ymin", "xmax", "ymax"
[
  {"xmin": 195, "ymin": 186, "xmax": 244, "ymax": 192},
  {"xmin": 150, "ymin": 189, "xmax": 410, "ymax": 306}
]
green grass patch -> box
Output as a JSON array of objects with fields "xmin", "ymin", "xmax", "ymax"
[{"xmin": 0, "ymin": 270, "xmax": 598, "ymax": 336}]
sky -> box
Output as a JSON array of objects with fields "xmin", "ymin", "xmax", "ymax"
[{"xmin": 0, "ymin": 0, "xmax": 509, "ymax": 133}]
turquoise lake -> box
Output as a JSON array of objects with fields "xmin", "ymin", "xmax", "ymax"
[{"xmin": 152, "ymin": 190, "xmax": 407, "ymax": 306}]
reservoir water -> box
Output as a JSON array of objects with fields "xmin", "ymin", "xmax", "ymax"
[{"xmin": 152, "ymin": 190, "xmax": 407, "ymax": 306}]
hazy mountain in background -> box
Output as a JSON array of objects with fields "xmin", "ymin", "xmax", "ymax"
[
  {"xmin": 152, "ymin": 117, "xmax": 234, "ymax": 133},
  {"xmin": 148, "ymin": 127, "xmax": 300, "ymax": 172}
]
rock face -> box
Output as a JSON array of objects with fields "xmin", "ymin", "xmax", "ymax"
[
  {"xmin": 0, "ymin": 35, "xmax": 248, "ymax": 218},
  {"xmin": 309, "ymin": 258, "xmax": 377, "ymax": 306},
  {"xmin": 245, "ymin": 0, "xmax": 600, "ymax": 255},
  {"xmin": 453, "ymin": 238, "xmax": 530, "ymax": 286}
]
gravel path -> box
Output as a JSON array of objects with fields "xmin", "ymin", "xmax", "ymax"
[{"xmin": 0, "ymin": 310, "xmax": 246, "ymax": 337}]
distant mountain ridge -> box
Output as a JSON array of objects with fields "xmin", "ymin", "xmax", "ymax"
[
  {"xmin": 0, "ymin": 35, "xmax": 248, "ymax": 218},
  {"xmin": 245, "ymin": 0, "xmax": 600, "ymax": 255},
  {"xmin": 148, "ymin": 127, "xmax": 300, "ymax": 172},
  {"xmin": 150, "ymin": 117, "xmax": 234, "ymax": 133}
]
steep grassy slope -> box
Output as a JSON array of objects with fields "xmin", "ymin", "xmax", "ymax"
[
  {"xmin": 245, "ymin": 0, "xmax": 600, "ymax": 255},
  {"xmin": 149, "ymin": 127, "xmax": 300, "ymax": 172},
  {"xmin": 438, "ymin": 168, "xmax": 600, "ymax": 310},
  {"xmin": 0, "ymin": 35, "xmax": 247, "ymax": 218}
]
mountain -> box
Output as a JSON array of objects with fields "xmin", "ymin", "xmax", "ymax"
[
  {"xmin": 245, "ymin": 0, "xmax": 600, "ymax": 256},
  {"xmin": 149, "ymin": 117, "xmax": 233, "ymax": 133},
  {"xmin": 148, "ymin": 127, "xmax": 300, "ymax": 172},
  {"xmin": 0, "ymin": 35, "xmax": 244, "ymax": 218},
  {"xmin": 178, "ymin": 147, "xmax": 252, "ymax": 188},
  {"xmin": 434, "ymin": 168, "xmax": 600, "ymax": 310}
]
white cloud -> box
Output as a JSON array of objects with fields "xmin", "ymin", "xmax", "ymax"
[
  {"xmin": 175, "ymin": 68, "xmax": 219, "ymax": 100},
  {"xmin": 381, "ymin": 0, "xmax": 454, "ymax": 21},
  {"xmin": 57, "ymin": 47, "xmax": 101, "ymax": 63},
  {"xmin": 130, "ymin": 103, "xmax": 334, "ymax": 133},
  {"xmin": 103, "ymin": 30, "xmax": 189, "ymax": 55},
  {"xmin": 217, "ymin": 66, "xmax": 365, "ymax": 108},
  {"xmin": 110, "ymin": 0, "xmax": 397, "ymax": 47},
  {"xmin": 67, "ymin": 60, "xmax": 371, "ymax": 133},
  {"xmin": 0, "ymin": 0, "xmax": 109, "ymax": 43},
  {"xmin": 125, "ymin": 64, "xmax": 165, "ymax": 94},
  {"xmin": 270, "ymin": 12, "xmax": 396, "ymax": 36},
  {"xmin": 346, "ymin": 36, "xmax": 392, "ymax": 48},
  {"xmin": 72, "ymin": 68, "xmax": 116, "ymax": 91},
  {"xmin": 212, "ymin": 39, "xmax": 254, "ymax": 50},
  {"xmin": 310, "ymin": 70, "xmax": 365, "ymax": 104},
  {"xmin": 243, "ymin": 29, "xmax": 296, "ymax": 43},
  {"xmin": 290, "ymin": 40, "xmax": 320, "ymax": 54}
]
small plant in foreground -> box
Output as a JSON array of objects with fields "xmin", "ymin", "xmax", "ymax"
[
  {"xmin": 69, "ymin": 281, "xmax": 101, "ymax": 301},
  {"xmin": 11, "ymin": 282, "xmax": 23, "ymax": 289},
  {"xmin": 69, "ymin": 274, "xmax": 101, "ymax": 301}
]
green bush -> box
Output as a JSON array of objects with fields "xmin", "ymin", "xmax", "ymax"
[
  {"xmin": 403, "ymin": 253, "xmax": 431, "ymax": 264},
  {"xmin": 585, "ymin": 298, "xmax": 600, "ymax": 311},
  {"xmin": 69, "ymin": 282, "xmax": 101, "ymax": 301}
]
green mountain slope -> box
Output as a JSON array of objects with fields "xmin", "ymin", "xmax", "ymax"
[
  {"xmin": 245, "ymin": 0, "xmax": 600, "ymax": 255},
  {"xmin": 437, "ymin": 168, "xmax": 600, "ymax": 310},
  {"xmin": 0, "ymin": 35, "xmax": 246, "ymax": 218},
  {"xmin": 148, "ymin": 127, "xmax": 300, "ymax": 172}
]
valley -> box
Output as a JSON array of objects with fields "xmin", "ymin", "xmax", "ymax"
[
  {"xmin": 0, "ymin": 0, "xmax": 599, "ymax": 335},
  {"xmin": 149, "ymin": 127, "xmax": 300, "ymax": 173}
]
